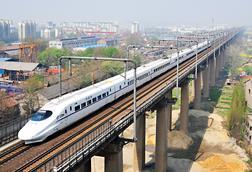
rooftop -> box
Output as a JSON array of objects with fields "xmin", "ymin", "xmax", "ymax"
[{"xmin": 0, "ymin": 61, "xmax": 40, "ymax": 71}]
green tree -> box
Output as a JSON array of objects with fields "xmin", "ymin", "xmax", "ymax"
[
  {"xmin": 75, "ymin": 47, "xmax": 121, "ymax": 58},
  {"xmin": 102, "ymin": 47, "xmax": 119, "ymax": 57},
  {"xmin": 132, "ymin": 55, "xmax": 142, "ymax": 67},
  {"xmin": 38, "ymin": 48, "xmax": 71, "ymax": 65},
  {"xmin": 243, "ymin": 65, "xmax": 252, "ymax": 75},
  {"xmin": 101, "ymin": 61, "xmax": 124, "ymax": 77},
  {"xmin": 228, "ymin": 83, "xmax": 247, "ymax": 135},
  {"xmin": 79, "ymin": 73, "xmax": 92, "ymax": 87},
  {"xmin": 76, "ymin": 48, "xmax": 95, "ymax": 57},
  {"xmin": 22, "ymin": 74, "xmax": 44, "ymax": 115}
]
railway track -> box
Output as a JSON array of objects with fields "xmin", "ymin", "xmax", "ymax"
[
  {"xmin": 0, "ymin": 141, "xmax": 27, "ymax": 164},
  {"xmin": 0, "ymin": 36, "xmax": 231, "ymax": 172}
]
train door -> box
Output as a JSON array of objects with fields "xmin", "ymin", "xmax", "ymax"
[{"xmin": 114, "ymin": 85, "xmax": 117, "ymax": 99}]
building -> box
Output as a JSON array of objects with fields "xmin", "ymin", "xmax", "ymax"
[
  {"xmin": 0, "ymin": 61, "xmax": 41, "ymax": 80},
  {"xmin": 97, "ymin": 38, "xmax": 118, "ymax": 47},
  {"xmin": 49, "ymin": 36, "xmax": 118, "ymax": 49},
  {"xmin": 49, "ymin": 36, "xmax": 98, "ymax": 49},
  {"xmin": 245, "ymin": 79, "xmax": 252, "ymax": 109},
  {"xmin": 41, "ymin": 28, "xmax": 58, "ymax": 40},
  {"xmin": 59, "ymin": 21, "xmax": 119, "ymax": 35},
  {"xmin": 131, "ymin": 21, "xmax": 140, "ymax": 34},
  {"xmin": 0, "ymin": 57, "xmax": 17, "ymax": 77},
  {"xmin": 245, "ymin": 114, "xmax": 252, "ymax": 144},
  {"xmin": 18, "ymin": 21, "xmax": 37, "ymax": 41},
  {"xmin": 0, "ymin": 20, "xmax": 10, "ymax": 41}
]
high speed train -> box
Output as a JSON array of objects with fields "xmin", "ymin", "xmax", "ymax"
[{"xmin": 18, "ymin": 40, "xmax": 211, "ymax": 144}]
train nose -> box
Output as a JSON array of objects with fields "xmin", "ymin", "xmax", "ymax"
[
  {"xmin": 18, "ymin": 127, "xmax": 35, "ymax": 140},
  {"xmin": 18, "ymin": 122, "xmax": 42, "ymax": 141}
]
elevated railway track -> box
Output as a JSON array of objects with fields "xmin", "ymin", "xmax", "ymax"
[{"xmin": 0, "ymin": 31, "xmax": 239, "ymax": 172}]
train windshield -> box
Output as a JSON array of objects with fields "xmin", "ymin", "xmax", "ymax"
[{"xmin": 31, "ymin": 111, "xmax": 53, "ymax": 121}]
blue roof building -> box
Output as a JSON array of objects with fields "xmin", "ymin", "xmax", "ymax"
[{"xmin": 0, "ymin": 57, "xmax": 17, "ymax": 76}]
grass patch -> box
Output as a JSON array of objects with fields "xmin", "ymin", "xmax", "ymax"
[
  {"xmin": 172, "ymin": 88, "xmax": 181, "ymax": 110},
  {"xmin": 210, "ymin": 86, "xmax": 222, "ymax": 102}
]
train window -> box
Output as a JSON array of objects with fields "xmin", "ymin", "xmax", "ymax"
[
  {"xmin": 98, "ymin": 95, "xmax": 102, "ymax": 100},
  {"xmin": 70, "ymin": 106, "xmax": 72, "ymax": 111},
  {"xmin": 107, "ymin": 92, "xmax": 109, "ymax": 96},
  {"xmin": 65, "ymin": 109, "xmax": 67, "ymax": 114},
  {"xmin": 87, "ymin": 100, "xmax": 92, "ymax": 105},
  {"xmin": 93, "ymin": 97, "xmax": 97, "ymax": 103},
  {"xmin": 102, "ymin": 93, "xmax": 106, "ymax": 98},
  {"xmin": 31, "ymin": 111, "xmax": 53, "ymax": 121},
  {"xmin": 75, "ymin": 105, "xmax": 80, "ymax": 111},
  {"xmin": 119, "ymin": 85, "xmax": 122, "ymax": 89},
  {"xmin": 81, "ymin": 102, "xmax": 86, "ymax": 108},
  {"xmin": 110, "ymin": 88, "xmax": 111, "ymax": 92}
]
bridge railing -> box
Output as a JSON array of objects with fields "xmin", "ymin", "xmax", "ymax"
[
  {"xmin": 33, "ymin": 118, "xmax": 115, "ymax": 171},
  {"xmin": 0, "ymin": 115, "xmax": 30, "ymax": 146}
]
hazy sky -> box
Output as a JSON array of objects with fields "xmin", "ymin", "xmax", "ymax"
[{"xmin": 1, "ymin": 0, "xmax": 252, "ymax": 27}]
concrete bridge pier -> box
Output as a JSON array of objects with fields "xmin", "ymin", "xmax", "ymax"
[
  {"xmin": 180, "ymin": 80, "xmax": 189, "ymax": 134},
  {"xmin": 74, "ymin": 159, "xmax": 91, "ymax": 172},
  {"xmin": 202, "ymin": 62, "xmax": 210, "ymax": 98},
  {"xmin": 193, "ymin": 70, "xmax": 202, "ymax": 109},
  {"xmin": 155, "ymin": 97, "xmax": 169, "ymax": 172},
  {"xmin": 105, "ymin": 150, "xmax": 123, "ymax": 172},
  {"xmin": 219, "ymin": 53, "xmax": 224, "ymax": 73},
  {"xmin": 219, "ymin": 53, "xmax": 224, "ymax": 76},
  {"xmin": 166, "ymin": 90, "xmax": 173, "ymax": 131},
  {"xmin": 97, "ymin": 139, "xmax": 124, "ymax": 172},
  {"xmin": 209, "ymin": 55, "xmax": 216, "ymax": 87},
  {"xmin": 104, "ymin": 142, "xmax": 123, "ymax": 172},
  {"xmin": 215, "ymin": 56, "xmax": 220, "ymax": 79},
  {"xmin": 133, "ymin": 113, "xmax": 146, "ymax": 172}
]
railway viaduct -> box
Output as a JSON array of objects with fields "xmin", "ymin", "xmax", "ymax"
[
  {"xmin": 73, "ymin": 29, "xmax": 240, "ymax": 172},
  {"xmin": 0, "ymin": 28, "xmax": 242, "ymax": 172}
]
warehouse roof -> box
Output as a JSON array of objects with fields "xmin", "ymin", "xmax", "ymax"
[{"xmin": 0, "ymin": 61, "xmax": 40, "ymax": 71}]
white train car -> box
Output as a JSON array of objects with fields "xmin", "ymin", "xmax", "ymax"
[{"xmin": 18, "ymin": 41, "xmax": 210, "ymax": 144}]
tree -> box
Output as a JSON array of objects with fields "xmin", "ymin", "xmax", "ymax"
[
  {"xmin": 101, "ymin": 61, "xmax": 124, "ymax": 77},
  {"xmin": 79, "ymin": 73, "xmax": 92, "ymax": 87},
  {"xmin": 125, "ymin": 33, "xmax": 145, "ymax": 45},
  {"xmin": 226, "ymin": 44, "xmax": 245, "ymax": 78},
  {"xmin": 21, "ymin": 74, "xmax": 44, "ymax": 115},
  {"xmin": 35, "ymin": 39, "xmax": 48, "ymax": 52},
  {"xmin": 101, "ymin": 47, "xmax": 120, "ymax": 57},
  {"xmin": 0, "ymin": 91, "xmax": 7, "ymax": 115},
  {"xmin": 76, "ymin": 48, "xmax": 95, "ymax": 57},
  {"xmin": 228, "ymin": 83, "xmax": 246, "ymax": 135},
  {"xmin": 243, "ymin": 65, "xmax": 252, "ymax": 75},
  {"xmin": 132, "ymin": 54, "xmax": 142, "ymax": 67},
  {"xmin": 75, "ymin": 47, "xmax": 122, "ymax": 58},
  {"xmin": 38, "ymin": 48, "xmax": 71, "ymax": 65}
]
